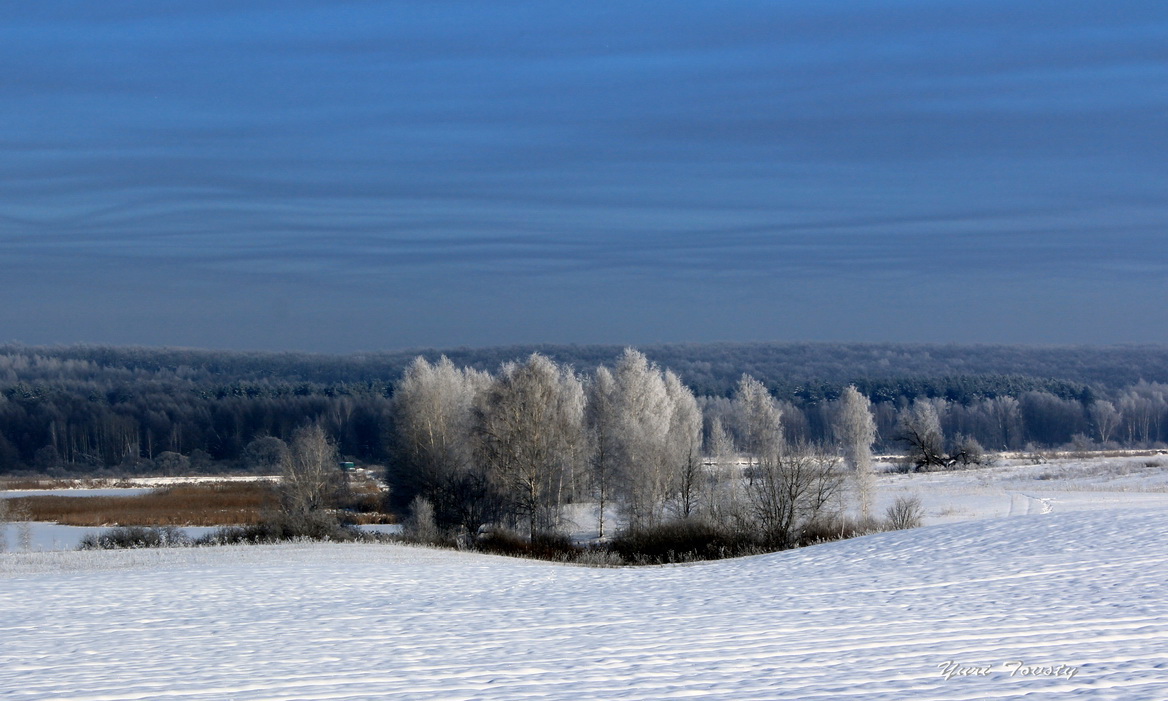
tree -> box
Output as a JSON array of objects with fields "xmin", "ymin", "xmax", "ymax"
[
  {"xmin": 606, "ymin": 349, "xmax": 675, "ymax": 532},
  {"xmin": 664, "ymin": 370, "xmax": 703, "ymax": 519},
  {"xmin": 833, "ymin": 385, "xmax": 877, "ymax": 520},
  {"xmin": 733, "ymin": 374, "xmax": 783, "ymax": 469},
  {"xmin": 585, "ymin": 366, "xmax": 618, "ymax": 539},
  {"xmin": 242, "ymin": 436, "xmax": 289, "ymax": 473},
  {"xmin": 746, "ymin": 442, "xmax": 844, "ymax": 546},
  {"xmin": 701, "ymin": 413, "xmax": 742, "ymax": 527},
  {"xmin": 1089, "ymin": 399, "xmax": 1121, "ymax": 445},
  {"xmin": 475, "ymin": 354, "xmax": 585, "ymax": 537},
  {"xmin": 279, "ymin": 424, "xmax": 344, "ymax": 536},
  {"xmin": 898, "ymin": 400, "xmax": 947, "ymax": 471},
  {"xmin": 986, "ymin": 396, "xmax": 1022, "ymax": 450},
  {"xmin": 391, "ymin": 356, "xmax": 493, "ymax": 531},
  {"xmin": 0, "ymin": 497, "xmax": 8, "ymax": 552}
]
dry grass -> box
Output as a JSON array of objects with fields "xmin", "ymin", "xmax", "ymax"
[
  {"xmin": 4, "ymin": 477, "xmax": 398, "ymax": 527},
  {"xmin": 0, "ymin": 478, "xmax": 137, "ymax": 491},
  {"xmin": 5, "ymin": 481, "xmax": 279, "ymax": 527}
]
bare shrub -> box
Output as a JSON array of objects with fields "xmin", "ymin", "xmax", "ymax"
[
  {"xmin": 951, "ymin": 435, "xmax": 985, "ymax": 467},
  {"xmin": 1024, "ymin": 443, "xmax": 1050, "ymax": 465},
  {"xmin": 571, "ymin": 548, "xmax": 625, "ymax": 567},
  {"xmin": 885, "ymin": 495, "xmax": 924, "ymax": 530},
  {"xmin": 1070, "ymin": 433, "xmax": 1094, "ymax": 459},
  {"xmin": 799, "ymin": 515, "xmax": 884, "ymax": 545}
]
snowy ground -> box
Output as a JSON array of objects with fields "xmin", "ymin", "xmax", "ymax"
[
  {"xmin": 2, "ymin": 455, "xmax": 1167, "ymax": 699},
  {"xmin": 873, "ymin": 454, "xmax": 1168, "ymax": 526}
]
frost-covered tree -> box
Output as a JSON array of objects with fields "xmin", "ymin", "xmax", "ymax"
[
  {"xmin": 706, "ymin": 416, "xmax": 735, "ymax": 465},
  {"xmin": 475, "ymin": 354, "xmax": 585, "ymax": 536},
  {"xmin": 0, "ymin": 497, "xmax": 8, "ymax": 553},
  {"xmin": 833, "ymin": 385, "xmax": 877, "ymax": 519},
  {"xmin": 391, "ymin": 356, "xmax": 493, "ymax": 530},
  {"xmin": 606, "ymin": 349, "xmax": 675, "ymax": 532},
  {"xmin": 702, "ymin": 414, "xmax": 740, "ymax": 526},
  {"xmin": 1089, "ymin": 399, "xmax": 1121, "ymax": 445},
  {"xmin": 664, "ymin": 370, "xmax": 703, "ymax": 519},
  {"xmin": 585, "ymin": 366, "xmax": 618, "ymax": 539},
  {"xmin": 986, "ymin": 396, "xmax": 1022, "ymax": 450},
  {"xmin": 733, "ymin": 374, "xmax": 783, "ymax": 468}
]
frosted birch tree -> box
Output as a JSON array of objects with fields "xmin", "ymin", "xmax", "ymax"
[
  {"xmin": 475, "ymin": 354, "xmax": 585, "ymax": 536},
  {"xmin": 392, "ymin": 356, "xmax": 493, "ymax": 530},
  {"xmin": 1089, "ymin": 399, "xmax": 1121, "ymax": 445},
  {"xmin": 833, "ymin": 385, "xmax": 877, "ymax": 520},
  {"xmin": 733, "ymin": 374, "xmax": 783, "ymax": 471},
  {"xmin": 585, "ymin": 366, "xmax": 618, "ymax": 539},
  {"xmin": 607, "ymin": 349, "xmax": 674, "ymax": 532},
  {"xmin": 664, "ymin": 370, "xmax": 704, "ymax": 519}
]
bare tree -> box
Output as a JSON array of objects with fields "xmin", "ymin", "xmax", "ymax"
[
  {"xmin": 898, "ymin": 400, "xmax": 947, "ymax": 471},
  {"xmin": 746, "ymin": 442, "xmax": 844, "ymax": 546},
  {"xmin": 834, "ymin": 385, "xmax": 877, "ymax": 520},
  {"xmin": 280, "ymin": 424, "xmax": 344, "ymax": 535}
]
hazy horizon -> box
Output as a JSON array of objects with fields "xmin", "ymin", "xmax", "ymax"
[{"xmin": 3, "ymin": 2, "xmax": 1165, "ymax": 353}]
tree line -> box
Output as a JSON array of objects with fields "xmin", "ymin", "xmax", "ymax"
[{"xmin": 1, "ymin": 343, "xmax": 1167, "ymax": 477}]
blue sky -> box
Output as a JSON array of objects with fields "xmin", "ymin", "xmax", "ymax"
[{"xmin": 2, "ymin": 1, "xmax": 1165, "ymax": 352}]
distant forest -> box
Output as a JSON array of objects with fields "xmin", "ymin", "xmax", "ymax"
[{"xmin": 1, "ymin": 342, "xmax": 1167, "ymax": 476}]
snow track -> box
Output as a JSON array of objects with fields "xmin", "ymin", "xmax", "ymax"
[{"xmin": 3, "ymin": 508, "xmax": 1167, "ymax": 699}]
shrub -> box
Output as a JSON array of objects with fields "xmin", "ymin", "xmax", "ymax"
[
  {"xmin": 570, "ymin": 547, "xmax": 625, "ymax": 567},
  {"xmin": 79, "ymin": 526, "xmax": 193, "ymax": 550},
  {"xmin": 609, "ymin": 519, "xmax": 764, "ymax": 565},
  {"xmin": 885, "ymin": 495, "xmax": 924, "ymax": 530},
  {"xmin": 195, "ymin": 515, "xmax": 359, "ymax": 545},
  {"xmin": 402, "ymin": 496, "xmax": 444, "ymax": 545},
  {"xmin": 475, "ymin": 527, "xmax": 578, "ymax": 560},
  {"xmin": 798, "ymin": 515, "xmax": 884, "ymax": 546}
]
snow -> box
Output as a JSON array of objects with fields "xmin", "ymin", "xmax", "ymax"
[
  {"xmin": 2, "ymin": 455, "xmax": 1167, "ymax": 699},
  {"xmin": 871, "ymin": 455, "xmax": 1168, "ymax": 526}
]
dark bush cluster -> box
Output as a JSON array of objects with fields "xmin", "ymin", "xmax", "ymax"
[
  {"xmin": 79, "ymin": 526, "xmax": 193, "ymax": 550},
  {"xmin": 475, "ymin": 528, "xmax": 579, "ymax": 560},
  {"xmin": 609, "ymin": 520, "xmax": 767, "ymax": 565}
]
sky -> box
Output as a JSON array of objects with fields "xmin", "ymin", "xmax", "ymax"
[{"xmin": 1, "ymin": 1, "xmax": 1166, "ymax": 353}]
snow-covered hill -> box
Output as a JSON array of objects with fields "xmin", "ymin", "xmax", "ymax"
[{"xmin": 3, "ymin": 505, "xmax": 1167, "ymax": 699}]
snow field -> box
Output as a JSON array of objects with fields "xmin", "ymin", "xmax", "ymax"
[{"xmin": 3, "ymin": 506, "xmax": 1168, "ymax": 700}]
